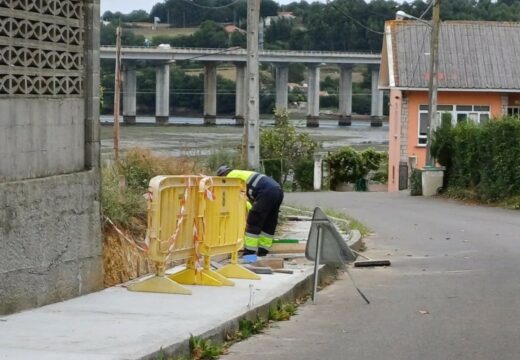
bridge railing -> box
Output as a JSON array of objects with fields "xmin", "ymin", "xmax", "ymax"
[{"xmin": 100, "ymin": 45, "xmax": 380, "ymax": 57}]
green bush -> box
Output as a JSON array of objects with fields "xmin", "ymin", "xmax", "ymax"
[
  {"xmin": 431, "ymin": 113, "xmax": 454, "ymax": 185},
  {"xmin": 325, "ymin": 147, "xmax": 385, "ymax": 190},
  {"xmin": 262, "ymin": 159, "xmax": 283, "ymax": 184},
  {"xmin": 260, "ymin": 109, "xmax": 317, "ymax": 184},
  {"xmin": 479, "ymin": 118, "xmax": 520, "ymax": 200},
  {"xmin": 294, "ymin": 158, "xmax": 314, "ymax": 190},
  {"xmin": 409, "ymin": 169, "xmax": 422, "ymax": 196},
  {"xmin": 431, "ymin": 116, "xmax": 520, "ymax": 202},
  {"xmin": 371, "ymin": 152, "xmax": 388, "ymax": 183}
]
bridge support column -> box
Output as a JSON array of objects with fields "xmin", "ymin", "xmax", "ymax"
[
  {"xmin": 234, "ymin": 63, "xmax": 246, "ymax": 126},
  {"xmin": 338, "ymin": 64, "xmax": 353, "ymax": 126},
  {"xmin": 371, "ymin": 66, "xmax": 384, "ymax": 127},
  {"xmin": 123, "ymin": 65, "xmax": 137, "ymax": 125},
  {"xmin": 204, "ymin": 62, "xmax": 217, "ymax": 125},
  {"xmin": 155, "ymin": 63, "xmax": 170, "ymax": 125},
  {"xmin": 275, "ymin": 63, "xmax": 289, "ymax": 112},
  {"xmin": 306, "ymin": 64, "xmax": 320, "ymax": 127}
]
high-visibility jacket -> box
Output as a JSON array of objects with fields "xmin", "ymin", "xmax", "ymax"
[{"xmin": 226, "ymin": 170, "xmax": 280, "ymax": 202}]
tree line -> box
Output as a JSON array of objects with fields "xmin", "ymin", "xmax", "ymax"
[
  {"xmin": 100, "ymin": 0, "xmax": 520, "ymax": 116},
  {"xmin": 102, "ymin": 0, "xmax": 520, "ymax": 52}
]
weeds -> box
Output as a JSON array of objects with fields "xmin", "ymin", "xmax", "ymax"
[
  {"xmin": 156, "ymin": 301, "xmax": 300, "ymax": 359},
  {"xmin": 237, "ymin": 316, "xmax": 268, "ymax": 340},
  {"xmin": 189, "ymin": 335, "xmax": 224, "ymax": 360},
  {"xmin": 268, "ymin": 300, "xmax": 297, "ymax": 321}
]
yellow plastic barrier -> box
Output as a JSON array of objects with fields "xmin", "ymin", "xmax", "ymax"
[
  {"xmin": 128, "ymin": 175, "xmax": 201, "ymax": 295},
  {"xmin": 170, "ymin": 176, "xmax": 260, "ymax": 285}
]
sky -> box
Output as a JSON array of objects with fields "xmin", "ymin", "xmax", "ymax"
[{"xmin": 100, "ymin": 0, "xmax": 406, "ymax": 14}]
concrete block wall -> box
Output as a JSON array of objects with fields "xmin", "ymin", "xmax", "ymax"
[{"xmin": 0, "ymin": 0, "xmax": 103, "ymax": 315}]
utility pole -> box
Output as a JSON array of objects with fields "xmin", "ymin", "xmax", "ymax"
[
  {"xmin": 426, "ymin": 0, "xmax": 441, "ymax": 167},
  {"xmin": 113, "ymin": 26, "xmax": 122, "ymax": 162},
  {"xmin": 244, "ymin": 0, "xmax": 261, "ymax": 170}
]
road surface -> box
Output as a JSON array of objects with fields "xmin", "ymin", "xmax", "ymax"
[{"xmin": 224, "ymin": 191, "xmax": 520, "ymax": 360}]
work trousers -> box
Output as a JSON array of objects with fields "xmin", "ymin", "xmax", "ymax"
[{"xmin": 244, "ymin": 187, "xmax": 284, "ymax": 251}]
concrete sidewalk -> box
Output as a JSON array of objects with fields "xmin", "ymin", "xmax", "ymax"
[
  {"xmin": 0, "ymin": 264, "xmax": 319, "ymax": 360},
  {"xmin": 0, "ymin": 219, "xmax": 346, "ymax": 360}
]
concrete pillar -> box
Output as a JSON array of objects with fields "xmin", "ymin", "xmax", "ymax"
[
  {"xmin": 234, "ymin": 63, "xmax": 246, "ymax": 126},
  {"xmin": 338, "ymin": 65, "xmax": 353, "ymax": 126},
  {"xmin": 275, "ymin": 64, "xmax": 289, "ymax": 111},
  {"xmin": 306, "ymin": 64, "xmax": 320, "ymax": 127},
  {"xmin": 123, "ymin": 66, "xmax": 137, "ymax": 125},
  {"xmin": 371, "ymin": 67, "xmax": 383, "ymax": 127},
  {"xmin": 203, "ymin": 62, "xmax": 217, "ymax": 125},
  {"xmin": 155, "ymin": 63, "xmax": 170, "ymax": 125},
  {"xmin": 313, "ymin": 153, "xmax": 323, "ymax": 191}
]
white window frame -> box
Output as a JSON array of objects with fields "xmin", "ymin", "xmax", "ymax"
[
  {"xmin": 417, "ymin": 104, "xmax": 491, "ymax": 147},
  {"xmin": 507, "ymin": 106, "xmax": 520, "ymax": 116}
]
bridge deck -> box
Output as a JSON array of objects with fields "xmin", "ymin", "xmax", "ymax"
[{"xmin": 100, "ymin": 46, "xmax": 381, "ymax": 64}]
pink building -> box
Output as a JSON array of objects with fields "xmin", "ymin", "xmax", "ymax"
[{"xmin": 379, "ymin": 20, "xmax": 520, "ymax": 191}]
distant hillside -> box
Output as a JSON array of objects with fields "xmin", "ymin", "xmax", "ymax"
[{"xmin": 128, "ymin": 25, "xmax": 198, "ymax": 39}]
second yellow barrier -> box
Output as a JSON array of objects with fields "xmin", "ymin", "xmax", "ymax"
[{"xmin": 170, "ymin": 176, "xmax": 260, "ymax": 286}]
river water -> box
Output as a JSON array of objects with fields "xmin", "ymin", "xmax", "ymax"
[{"xmin": 99, "ymin": 115, "xmax": 389, "ymax": 158}]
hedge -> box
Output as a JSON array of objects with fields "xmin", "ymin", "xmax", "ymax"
[{"xmin": 431, "ymin": 116, "xmax": 520, "ymax": 201}]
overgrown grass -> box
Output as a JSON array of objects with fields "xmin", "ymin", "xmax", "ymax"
[
  {"xmin": 444, "ymin": 187, "xmax": 520, "ymax": 210},
  {"xmin": 101, "ymin": 147, "xmax": 206, "ymax": 232},
  {"xmin": 501, "ymin": 196, "xmax": 520, "ymax": 210},
  {"xmin": 280, "ymin": 205, "xmax": 370, "ymax": 237}
]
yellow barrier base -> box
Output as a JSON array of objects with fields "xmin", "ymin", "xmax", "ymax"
[
  {"xmin": 169, "ymin": 268, "xmax": 234, "ymax": 286},
  {"xmin": 217, "ymin": 264, "xmax": 261, "ymax": 280},
  {"xmin": 127, "ymin": 276, "xmax": 192, "ymax": 295}
]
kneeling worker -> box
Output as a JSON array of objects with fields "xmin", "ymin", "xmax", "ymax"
[{"xmin": 216, "ymin": 165, "xmax": 284, "ymax": 256}]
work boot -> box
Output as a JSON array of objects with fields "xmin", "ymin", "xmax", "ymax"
[
  {"xmin": 257, "ymin": 248, "xmax": 269, "ymax": 257},
  {"xmin": 242, "ymin": 249, "xmax": 256, "ymax": 256}
]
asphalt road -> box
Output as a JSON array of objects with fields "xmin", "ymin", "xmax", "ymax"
[{"xmin": 223, "ymin": 191, "xmax": 520, "ymax": 360}]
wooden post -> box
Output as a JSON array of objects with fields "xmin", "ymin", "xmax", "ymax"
[
  {"xmin": 426, "ymin": 0, "xmax": 441, "ymax": 166},
  {"xmin": 245, "ymin": 0, "xmax": 261, "ymax": 170},
  {"xmin": 113, "ymin": 26, "xmax": 122, "ymax": 161}
]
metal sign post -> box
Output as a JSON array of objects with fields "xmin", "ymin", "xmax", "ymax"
[{"xmin": 312, "ymin": 224, "xmax": 322, "ymax": 303}]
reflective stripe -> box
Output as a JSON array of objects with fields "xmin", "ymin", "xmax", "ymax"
[
  {"xmin": 227, "ymin": 170, "xmax": 255, "ymax": 184},
  {"xmin": 245, "ymin": 234, "xmax": 259, "ymax": 250},
  {"xmin": 249, "ymin": 173, "xmax": 265, "ymax": 188},
  {"xmin": 258, "ymin": 234, "xmax": 273, "ymax": 250}
]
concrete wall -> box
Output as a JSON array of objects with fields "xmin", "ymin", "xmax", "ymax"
[
  {"xmin": 0, "ymin": 171, "xmax": 102, "ymax": 314},
  {"xmin": 0, "ymin": 0, "xmax": 102, "ymax": 314},
  {"xmin": 0, "ymin": 98, "xmax": 85, "ymax": 181}
]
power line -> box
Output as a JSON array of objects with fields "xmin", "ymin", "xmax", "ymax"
[
  {"xmin": 179, "ymin": 0, "xmax": 243, "ymax": 10},
  {"xmin": 326, "ymin": 0, "xmax": 385, "ymax": 36},
  {"xmin": 419, "ymin": 0, "xmax": 435, "ymax": 20},
  {"xmin": 409, "ymin": 0, "xmax": 435, "ymax": 87}
]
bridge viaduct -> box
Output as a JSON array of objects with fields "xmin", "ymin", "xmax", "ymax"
[{"xmin": 100, "ymin": 46, "xmax": 384, "ymax": 127}]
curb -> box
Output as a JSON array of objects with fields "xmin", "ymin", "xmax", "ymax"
[
  {"xmin": 347, "ymin": 229, "xmax": 364, "ymax": 252},
  {"xmin": 139, "ymin": 264, "xmax": 339, "ymax": 360}
]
